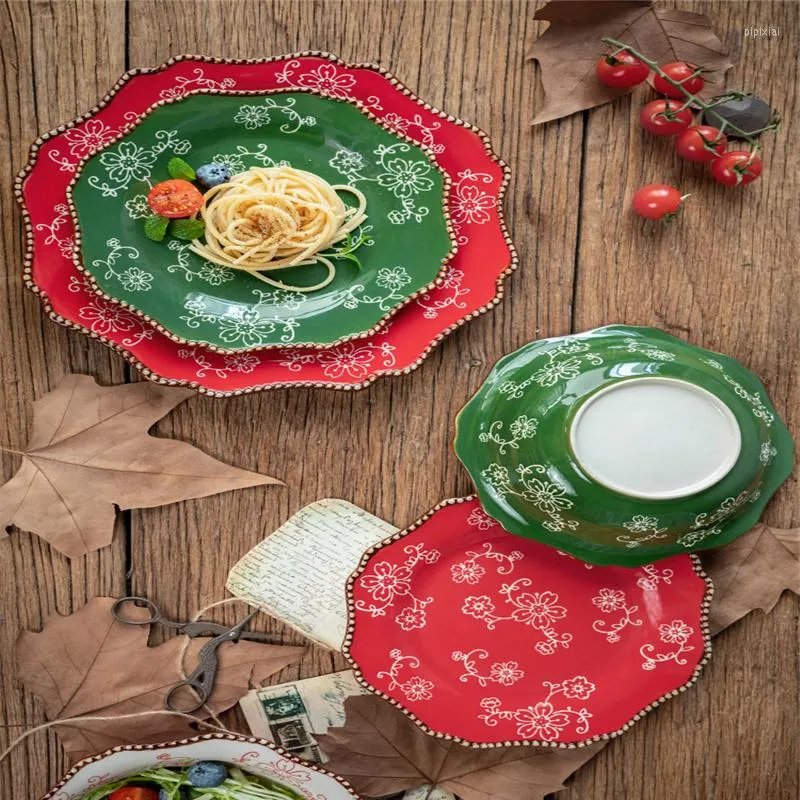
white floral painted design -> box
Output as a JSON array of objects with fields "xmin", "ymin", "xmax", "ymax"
[
  {"xmin": 383, "ymin": 112, "xmax": 444, "ymax": 154},
  {"xmin": 415, "ymin": 266, "xmax": 470, "ymax": 319},
  {"xmin": 159, "ymin": 67, "xmax": 236, "ymax": 100},
  {"xmin": 233, "ymin": 96, "xmax": 316, "ymax": 133},
  {"xmin": 328, "ymin": 143, "xmax": 436, "ymax": 224},
  {"xmin": 451, "ymin": 171, "xmax": 496, "ymax": 226},
  {"xmin": 466, "ymin": 507, "xmax": 498, "ymax": 530},
  {"xmin": 302, "ymin": 341, "xmax": 396, "ymax": 380},
  {"xmin": 591, "ymin": 589, "xmax": 643, "ymax": 643},
  {"xmin": 124, "ymin": 193, "xmax": 151, "ymax": 219},
  {"xmin": 180, "ymin": 288, "xmax": 307, "ymax": 346},
  {"xmin": 616, "ymin": 515, "xmax": 669, "ymax": 548},
  {"xmin": 164, "ymin": 241, "xmax": 236, "ymax": 286},
  {"xmin": 177, "ymin": 347, "xmax": 262, "ymax": 380},
  {"xmin": 355, "ymin": 542, "xmax": 440, "ymax": 629},
  {"xmin": 90, "ymin": 238, "xmax": 153, "ymax": 293},
  {"xmin": 273, "ymin": 60, "xmax": 382, "ymax": 112},
  {"xmin": 451, "ymin": 649, "xmax": 525, "ymax": 687},
  {"xmin": 480, "ymin": 462, "xmax": 580, "ymax": 534},
  {"xmin": 87, "ymin": 130, "xmax": 191, "ymax": 196},
  {"xmin": 212, "ymin": 144, "xmax": 282, "ymax": 174},
  {"xmin": 478, "ymin": 414, "xmax": 539, "ymax": 454},
  {"xmin": 377, "ymin": 649, "xmax": 434, "ymax": 701},
  {"xmin": 624, "ymin": 340, "xmax": 676, "ymax": 361},
  {"xmin": 759, "ymin": 441, "xmax": 777, "ymax": 465},
  {"xmin": 35, "ymin": 204, "xmax": 75, "ymax": 257},
  {"xmin": 678, "ymin": 489, "xmax": 756, "ymax": 549},
  {"xmin": 46, "ymin": 116, "xmax": 137, "ymax": 172},
  {"xmin": 450, "ymin": 542, "xmax": 523, "ymax": 585},
  {"xmin": 74, "ymin": 294, "xmax": 154, "ymax": 348},
  {"xmin": 342, "ymin": 266, "xmax": 412, "ymax": 312},
  {"xmin": 702, "ymin": 357, "xmax": 775, "ymax": 426},
  {"xmin": 640, "ymin": 619, "xmax": 695, "ymax": 670},
  {"xmin": 479, "ymin": 676, "xmax": 596, "ymax": 741},
  {"xmin": 497, "ymin": 339, "xmax": 603, "ymax": 400},
  {"xmin": 462, "ymin": 580, "xmax": 572, "ymax": 655},
  {"xmin": 636, "ymin": 564, "xmax": 674, "ymax": 591}
]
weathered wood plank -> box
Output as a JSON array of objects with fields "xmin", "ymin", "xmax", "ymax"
[{"xmin": 0, "ymin": 0, "xmax": 128, "ymax": 796}]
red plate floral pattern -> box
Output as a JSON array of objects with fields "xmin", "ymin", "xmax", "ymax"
[
  {"xmin": 344, "ymin": 497, "xmax": 712, "ymax": 747},
  {"xmin": 17, "ymin": 53, "xmax": 515, "ymax": 395}
]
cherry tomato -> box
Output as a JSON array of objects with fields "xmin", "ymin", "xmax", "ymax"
[
  {"xmin": 596, "ymin": 50, "xmax": 649, "ymax": 89},
  {"xmin": 147, "ymin": 179, "xmax": 204, "ymax": 218},
  {"xmin": 632, "ymin": 184, "xmax": 685, "ymax": 221},
  {"xmin": 653, "ymin": 62, "xmax": 705, "ymax": 99},
  {"xmin": 639, "ymin": 99, "xmax": 694, "ymax": 137},
  {"xmin": 108, "ymin": 787, "xmax": 159, "ymax": 800},
  {"xmin": 674, "ymin": 125, "xmax": 727, "ymax": 162},
  {"xmin": 710, "ymin": 150, "xmax": 763, "ymax": 186}
]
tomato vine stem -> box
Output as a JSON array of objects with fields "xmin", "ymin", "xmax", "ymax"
[{"xmin": 601, "ymin": 37, "xmax": 779, "ymax": 152}]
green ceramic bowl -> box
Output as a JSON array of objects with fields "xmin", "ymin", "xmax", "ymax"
[
  {"xmin": 454, "ymin": 325, "xmax": 793, "ymax": 566},
  {"xmin": 69, "ymin": 91, "xmax": 455, "ymax": 351}
]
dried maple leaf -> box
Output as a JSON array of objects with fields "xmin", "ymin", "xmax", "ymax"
[
  {"xmin": 701, "ymin": 523, "xmax": 800, "ymax": 634},
  {"xmin": 528, "ymin": 0, "xmax": 734, "ymax": 124},
  {"xmin": 317, "ymin": 695, "xmax": 604, "ymax": 800},
  {"xmin": 16, "ymin": 597, "xmax": 306, "ymax": 764},
  {"xmin": 0, "ymin": 374, "xmax": 280, "ymax": 557}
]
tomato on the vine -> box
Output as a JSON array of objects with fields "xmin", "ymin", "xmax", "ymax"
[
  {"xmin": 710, "ymin": 151, "xmax": 763, "ymax": 186},
  {"xmin": 108, "ymin": 788, "xmax": 159, "ymax": 800},
  {"xmin": 632, "ymin": 184, "xmax": 686, "ymax": 221},
  {"xmin": 596, "ymin": 50, "xmax": 649, "ymax": 89},
  {"xmin": 653, "ymin": 62, "xmax": 705, "ymax": 99},
  {"xmin": 639, "ymin": 99, "xmax": 694, "ymax": 137},
  {"xmin": 674, "ymin": 125, "xmax": 727, "ymax": 162}
]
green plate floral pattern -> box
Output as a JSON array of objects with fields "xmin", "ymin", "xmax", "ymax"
[
  {"xmin": 69, "ymin": 91, "xmax": 455, "ymax": 350},
  {"xmin": 454, "ymin": 326, "xmax": 793, "ymax": 566}
]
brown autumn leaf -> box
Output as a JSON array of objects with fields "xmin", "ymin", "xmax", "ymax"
[
  {"xmin": 528, "ymin": 0, "xmax": 735, "ymax": 124},
  {"xmin": 0, "ymin": 374, "xmax": 281, "ymax": 558},
  {"xmin": 16, "ymin": 597, "xmax": 306, "ymax": 764},
  {"xmin": 700, "ymin": 523, "xmax": 800, "ymax": 634},
  {"xmin": 317, "ymin": 694, "xmax": 604, "ymax": 800}
]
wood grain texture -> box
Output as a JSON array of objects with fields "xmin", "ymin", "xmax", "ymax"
[{"xmin": 0, "ymin": 1, "xmax": 797, "ymax": 798}]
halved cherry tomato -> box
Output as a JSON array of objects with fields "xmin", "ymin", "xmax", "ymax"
[
  {"xmin": 710, "ymin": 150, "xmax": 763, "ymax": 186},
  {"xmin": 653, "ymin": 62, "xmax": 705, "ymax": 100},
  {"xmin": 639, "ymin": 99, "xmax": 694, "ymax": 137},
  {"xmin": 108, "ymin": 787, "xmax": 159, "ymax": 800},
  {"xmin": 147, "ymin": 179, "xmax": 204, "ymax": 218},
  {"xmin": 674, "ymin": 125, "xmax": 727, "ymax": 162},
  {"xmin": 596, "ymin": 50, "xmax": 649, "ymax": 89}
]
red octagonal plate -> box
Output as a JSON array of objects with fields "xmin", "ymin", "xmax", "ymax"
[
  {"xmin": 16, "ymin": 53, "xmax": 515, "ymax": 395},
  {"xmin": 345, "ymin": 497, "xmax": 712, "ymax": 747}
]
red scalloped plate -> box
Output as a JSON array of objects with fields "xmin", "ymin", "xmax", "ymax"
[
  {"xmin": 344, "ymin": 497, "xmax": 712, "ymax": 748},
  {"xmin": 17, "ymin": 53, "xmax": 515, "ymax": 395}
]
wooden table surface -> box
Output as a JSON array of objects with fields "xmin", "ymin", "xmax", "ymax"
[{"xmin": 1, "ymin": 1, "xmax": 798, "ymax": 798}]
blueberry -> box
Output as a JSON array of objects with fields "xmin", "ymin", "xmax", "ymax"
[
  {"xmin": 187, "ymin": 760, "xmax": 228, "ymax": 788},
  {"xmin": 196, "ymin": 163, "xmax": 232, "ymax": 188}
]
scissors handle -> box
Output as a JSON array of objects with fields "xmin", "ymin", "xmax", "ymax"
[
  {"xmin": 111, "ymin": 596, "xmax": 164, "ymax": 626},
  {"xmin": 164, "ymin": 677, "xmax": 210, "ymax": 713}
]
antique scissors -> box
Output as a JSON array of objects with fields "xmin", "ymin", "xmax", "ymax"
[{"xmin": 111, "ymin": 596, "xmax": 273, "ymax": 713}]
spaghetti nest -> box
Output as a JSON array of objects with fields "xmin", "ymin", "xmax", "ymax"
[{"xmin": 189, "ymin": 165, "xmax": 367, "ymax": 292}]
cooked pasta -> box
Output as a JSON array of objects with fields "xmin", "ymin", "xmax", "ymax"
[{"xmin": 189, "ymin": 165, "xmax": 367, "ymax": 292}]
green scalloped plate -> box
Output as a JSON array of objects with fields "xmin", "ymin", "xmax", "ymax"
[
  {"xmin": 69, "ymin": 91, "xmax": 455, "ymax": 351},
  {"xmin": 454, "ymin": 325, "xmax": 793, "ymax": 566}
]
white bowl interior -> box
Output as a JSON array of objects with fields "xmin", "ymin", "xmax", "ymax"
[
  {"xmin": 45, "ymin": 736, "xmax": 355, "ymax": 800},
  {"xmin": 569, "ymin": 376, "xmax": 742, "ymax": 500}
]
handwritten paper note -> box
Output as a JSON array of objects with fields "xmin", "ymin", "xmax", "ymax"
[{"xmin": 226, "ymin": 499, "xmax": 399, "ymax": 650}]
